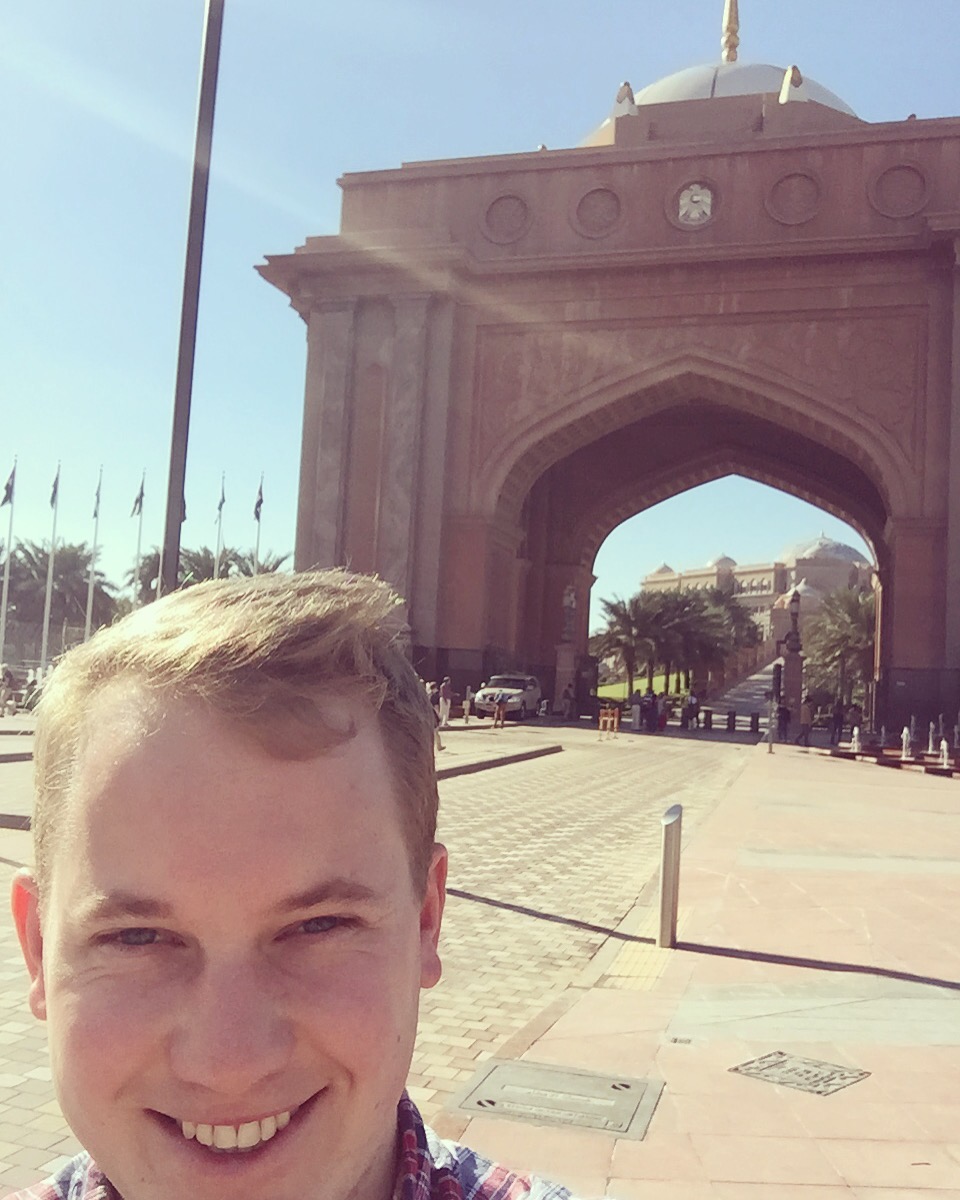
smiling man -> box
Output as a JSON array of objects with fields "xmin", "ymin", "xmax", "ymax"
[{"xmin": 8, "ymin": 570, "xmax": 574, "ymax": 1200}]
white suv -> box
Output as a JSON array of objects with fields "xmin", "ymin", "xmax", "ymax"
[{"xmin": 475, "ymin": 675, "xmax": 542, "ymax": 720}]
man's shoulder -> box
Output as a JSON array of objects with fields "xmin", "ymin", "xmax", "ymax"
[
  {"xmin": 426, "ymin": 1126, "xmax": 576, "ymax": 1200},
  {"xmin": 3, "ymin": 1152, "xmax": 108, "ymax": 1200}
]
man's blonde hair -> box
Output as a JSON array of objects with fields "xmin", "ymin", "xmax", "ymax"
[{"xmin": 32, "ymin": 569, "xmax": 438, "ymax": 895}]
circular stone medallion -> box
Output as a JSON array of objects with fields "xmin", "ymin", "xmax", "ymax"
[
  {"xmin": 868, "ymin": 164, "xmax": 929, "ymax": 219},
  {"xmin": 481, "ymin": 194, "xmax": 532, "ymax": 244},
  {"xmin": 571, "ymin": 187, "xmax": 623, "ymax": 238},
  {"xmin": 765, "ymin": 171, "xmax": 822, "ymax": 225}
]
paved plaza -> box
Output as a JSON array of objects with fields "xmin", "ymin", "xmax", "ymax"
[{"xmin": 2, "ymin": 720, "xmax": 960, "ymax": 1195}]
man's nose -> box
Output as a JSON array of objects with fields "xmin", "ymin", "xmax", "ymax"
[{"xmin": 169, "ymin": 958, "xmax": 294, "ymax": 1094}]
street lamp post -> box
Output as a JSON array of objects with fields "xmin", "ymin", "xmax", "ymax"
[{"xmin": 777, "ymin": 589, "xmax": 804, "ymax": 740}]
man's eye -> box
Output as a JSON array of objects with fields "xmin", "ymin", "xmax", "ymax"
[
  {"xmin": 102, "ymin": 928, "xmax": 164, "ymax": 948},
  {"xmin": 298, "ymin": 915, "xmax": 342, "ymax": 936}
]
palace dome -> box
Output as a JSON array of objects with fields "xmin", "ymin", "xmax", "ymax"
[
  {"xmin": 782, "ymin": 535, "xmax": 871, "ymax": 566},
  {"xmin": 632, "ymin": 62, "xmax": 856, "ymax": 117},
  {"xmin": 709, "ymin": 554, "xmax": 737, "ymax": 568}
]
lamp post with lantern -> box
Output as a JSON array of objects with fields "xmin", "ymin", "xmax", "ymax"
[{"xmin": 777, "ymin": 589, "xmax": 805, "ymax": 738}]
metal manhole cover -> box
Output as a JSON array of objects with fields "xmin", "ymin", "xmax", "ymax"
[
  {"xmin": 453, "ymin": 1060, "xmax": 662, "ymax": 1139},
  {"xmin": 730, "ymin": 1051, "xmax": 870, "ymax": 1095}
]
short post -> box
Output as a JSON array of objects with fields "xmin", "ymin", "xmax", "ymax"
[
  {"xmin": 928, "ymin": 721, "xmax": 936, "ymax": 756},
  {"xmin": 851, "ymin": 725, "xmax": 861, "ymax": 754},
  {"xmin": 658, "ymin": 804, "xmax": 683, "ymax": 949},
  {"xmin": 941, "ymin": 738, "xmax": 951, "ymax": 769},
  {"xmin": 901, "ymin": 726, "xmax": 912, "ymax": 761},
  {"xmin": 767, "ymin": 695, "xmax": 775, "ymax": 755}
]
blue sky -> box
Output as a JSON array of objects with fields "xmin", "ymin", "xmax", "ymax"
[{"xmin": 2, "ymin": 0, "xmax": 958, "ymax": 630}]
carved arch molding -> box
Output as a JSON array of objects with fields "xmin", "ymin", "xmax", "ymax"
[{"xmin": 474, "ymin": 312, "xmax": 924, "ymax": 528}]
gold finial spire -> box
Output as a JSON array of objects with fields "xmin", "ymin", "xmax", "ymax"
[{"xmin": 721, "ymin": 0, "xmax": 740, "ymax": 63}]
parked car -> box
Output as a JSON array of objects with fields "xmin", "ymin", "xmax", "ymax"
[{"xmin": 474, "ymin": 675, "xmax": 542, "ymax": 720}]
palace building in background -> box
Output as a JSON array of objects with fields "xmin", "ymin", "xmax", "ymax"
[{"xmin": 642, "ymin": 535, "xmax": 875, "ymax": 640}]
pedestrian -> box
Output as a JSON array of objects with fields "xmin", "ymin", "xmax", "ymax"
[
  {"xmin": 630, "ymin": 689, "xmax": 642, "ymax": 732},
  {"xmin": 561, "ymin": 682, "xmax": 574, "ymax": 719},
  {"xmin": 7, "ymin": 569, "xmax": 580, "ymax": 1200},
  {"xmin": 688, "ymin": 690, "xmax": 700, "ymax": 729},
  {"xmin": 463, "ymin": 683, "xmax": 474, "ymax": 723},
  {"xmin": 830, "ymin": 697, "xmax": 845, "ymax": 745},
  {"xmin": 777, "ymin": 701, "xmax": 791, "ymax": 741},
  {"xmin": 795, "ymin": 695, "xmax": 814, "ymax": 747},
  {"xmin": 643, "ymin": 688, "xmax": 657, "ymax": 733},
  {"xmin": 438, "ymin": 676, "xmax": 452, "ymax": 727},
  {"xmin": 492, "ymin": 689, "xmax": 509, "ymax": 728}
]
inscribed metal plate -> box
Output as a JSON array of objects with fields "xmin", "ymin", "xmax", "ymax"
[
  {"xmin": 730, "ymin": 1050, "xmax": 870, "ymax": 1095},
  {"xmin": 454, "ymin": 1060, "xmax": 662, "ymax": 1139}
]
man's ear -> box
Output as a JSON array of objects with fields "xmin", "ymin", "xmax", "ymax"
[
  {"xmin": 419, "ymin": 843, "xmax": 447, "ymax": 990},
  {"xmin": 11, "ymin": 870, "xmax": 47, "ymax": 1020}
]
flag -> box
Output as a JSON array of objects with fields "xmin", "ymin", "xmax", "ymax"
[
  {"xmin": 50, "ymin": 468, "xmax": 60, "ymax": 509},
  {"xmin": 254, "ymin": 478, "xmax": 263, "ymax": 523},
  {"xmin": 131, "ymin": 475, "xmax": 144, "ymax": 518},
  {"xmin": 93, "ymin": 477, "xmax": 101, "ymax": 520},
  {"xmin": 217, "ymin": 477, "xmax": 225, "ymax": 515},
  {"xmin": 0, "ymin": 464, "xmax": 13, "ymax": 507}
]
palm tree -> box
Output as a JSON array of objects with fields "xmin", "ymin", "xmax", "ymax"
[
  {"xmin": 804, "ymin": 587, "xmax": 877, "ymax": 703},
  {"xmin": 594, "ymin": 594, "xmax": 658, "ymax": 696},
  {"xmin": 8, "ymin": 541, "xmax": 117, "ymax": 630},
  {"xmin": 232, "ymin": 549, "xmax": 291, "ymax": 576}
]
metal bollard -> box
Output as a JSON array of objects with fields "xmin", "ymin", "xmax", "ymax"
[
  {"xmin": 749, "ymin": 711, "xmax": 760, "ymax": 735},
  {"xmin": 726, "ymin": 710, "xmax": 736, "ymax": 732},
  {"xmin": 658, "ymin": 804, "xmax": 683, "ymax": 948}
]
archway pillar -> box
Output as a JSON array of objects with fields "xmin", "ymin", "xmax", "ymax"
[{"xmin": 877, "ymin": 518, "xmax": 958, "ymax": 725}]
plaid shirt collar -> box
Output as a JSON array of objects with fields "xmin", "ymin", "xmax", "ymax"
[{"xmin": 11, "ymin": 1092, "xmax": 555, "ymax": 1200}]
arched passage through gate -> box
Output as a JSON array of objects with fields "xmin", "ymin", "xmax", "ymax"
[{"xmin": 484, "ymin": 371, "xmax": 896, "ymax": 711}]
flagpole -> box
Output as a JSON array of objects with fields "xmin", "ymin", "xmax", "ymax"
[
  {"xmin": 0, "ymin": 458, "xmax": 15, "ymax": 667},
  {"xmin": 40, "ymin": 465, "xmax": 60, "ymax": 675},
  {"xmin": 132, "ymin": 472, "xmax": 145, "ymax": 607},
  {"xmin": 214, "ymin": 472, "xmax": 224, "ymax": 580},
  {"xmin": 159, "ymin": 0, "xmax": 226, "ymax": 597},
  {"xmin": 253, "ymin": 472, "xmax": 263, "ymax": 575},
  {"xmin": 84, "ymin": 467, "xmax": 103, "ymax": 641}
]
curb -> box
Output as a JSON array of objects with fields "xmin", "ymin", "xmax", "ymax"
[{"xmin": 436, "ymin": 744, "xmax": 562, "ymax": 781}]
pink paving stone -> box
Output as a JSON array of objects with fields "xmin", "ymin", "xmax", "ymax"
[
  {"xmin": 609, "ymin": 1133, "xmax": 706, "ymax": 1182},
  {"xmin": 456, "ymin": 1116, "xmax": 615, "ymax": 1181},
  {"xmin": 519, "ymin": 1035, "xmax": 659, "ymax": 1077},
  {"xmin": 711, "ymin": 1187, "xmax": 853, "ymax": 1200},
  {"xmin": 791, "ymin": 1100, "xmax": 929, "ymax": 1141},
  {"xmin": 815, "ymin": 1139, "xmax": 960, "ymax": 1188},
  {"xmin": 690, "ymin": 1134, "xmax": 844, "ymax": 1185},
  {"xmin": 606, "ymin": 1180, "xmax": 720, "ymax": 1199},
  {"xmin": 666, "ymin": 1090, "xmax": 807, "ymax": 1137}
]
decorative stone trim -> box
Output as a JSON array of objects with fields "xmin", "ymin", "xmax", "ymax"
[
  {"xmin": 764, "ymin": 170, "xmax": 823, "ymax": 226},
  {"xmin": 867, "ymin": 163, "xmax": 930, "ymax": 219},
  {"xmin": 569, "ymin": 186, "xmax": 624, "ymax": 239},
  {"xmin": 665, "ymin": 178, "xmax": 719, "ymax": 231},
  {"xmin": 480, "ymin": 193, "xmax": 532, "ymax": 244}
]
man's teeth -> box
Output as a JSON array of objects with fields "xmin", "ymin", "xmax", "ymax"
[{"xmin": 180, "ymin": 1108, "xmax": 295, "ymax": 1152}]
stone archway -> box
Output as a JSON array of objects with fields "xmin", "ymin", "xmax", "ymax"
[{"xmin": 259, "ymin": 78, "xmax": 960, "ymax": 728}]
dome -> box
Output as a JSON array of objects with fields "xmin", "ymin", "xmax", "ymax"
[
  {"xmin": 783, "ymin": 535, "xmax": 872, "ymax": 566},
  {"xmin": 709, "ymin": 554, "xmax": 737, "ymax": 568},
  {"xmin": 632, "ymin": 62, "xmax": 856, "ymax": 117},
  {"xmin": 653, "ymin": 562, "xmax": 675, "ymax": 575}
]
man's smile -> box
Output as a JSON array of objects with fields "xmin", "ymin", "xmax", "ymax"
[{"xmin": 152, "ymin": 1093, "xmax": 319, "ymax": 1155}]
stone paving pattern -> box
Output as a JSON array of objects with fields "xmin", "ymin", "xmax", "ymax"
[
  {"xmin": 0, "ymin": 724, "xmax": 748, "ymax": 1192},
  {"xmin": 411, "ymin": 732, "xmax": 749, "ymax": 1116}
]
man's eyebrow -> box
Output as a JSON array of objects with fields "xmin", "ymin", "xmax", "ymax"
[
  {"xmin": 275, "ymin": 879, "xmax": 380, "ymax": 913},
  {"xmin": 79, "ymin": 893, "xmax": 175, "ymax": 923}
]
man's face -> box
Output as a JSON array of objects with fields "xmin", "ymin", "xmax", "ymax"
[{"xmin": 12, "ymin": 687, "xmax": 446, "ymax": 1200}]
